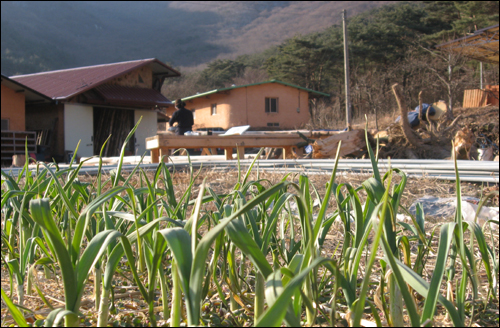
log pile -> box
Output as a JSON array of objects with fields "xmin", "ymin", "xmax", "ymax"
[{"xmin": 311, "ymin": 129, "xmax": 366, "ymax": 159}]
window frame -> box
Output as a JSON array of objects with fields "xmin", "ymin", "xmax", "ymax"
[
  {"xmin": 211, "ymin": 103, "xmax": 217, "ymax": 115},
  {"xmin": 265, "ymin": 97, "xmax": 278, "ymax": 113},
  {"xmin": 1, "ymin": 118, "xmax": 9, "ymax": 131}
]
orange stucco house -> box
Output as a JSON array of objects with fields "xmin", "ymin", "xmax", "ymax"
[
  {"xmin": 1, "ymin": 74, "xmax": 52, "ymax": 131},
  {"xmin": 168, "ymin": 80, "xmax": 329, "ymax": 130},
  {"xmin": 1, "ymin": 74, "xmax": 53, "ymax": 164}
]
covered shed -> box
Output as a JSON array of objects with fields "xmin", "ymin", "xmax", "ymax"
[
  {"xmin": 10, "ymin": 58, "xmax": 180, "ymax": 160},
  {"xmin": 436, "ymin": 24, "xmax": 499, "ymax": 64},
  {"xmin": 436, "ymin": 24, "xmax": 499, "ymax": 108}
]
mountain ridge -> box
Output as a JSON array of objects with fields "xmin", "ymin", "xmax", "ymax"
[{"xmin": 1, "ymin": 1, "xmax": 392, "ymax": 76}]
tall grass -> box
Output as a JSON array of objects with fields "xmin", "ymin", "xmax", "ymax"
[{"xmin": 1, "ymin": 119, "xmax": 498, "ymax": 327}]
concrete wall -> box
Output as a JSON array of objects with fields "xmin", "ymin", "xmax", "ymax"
[
  {"xmin": 134, "ymin": 109, "xmax": 157, "ymax": 156},
  {"xmin": 64, "ymin": 103, "xmax": 94, "ymax": 158},
  {"xmin": 1, "ymin": 84, "xmax": 26, "ymax": 131},
  {"xmin": 183, "ymin": 83, "xmax": 310, "ymax": 130}
]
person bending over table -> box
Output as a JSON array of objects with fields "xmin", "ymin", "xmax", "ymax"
[{"xmin": 169, "ymin": 99, "xmax": 194, "ymax": 135}]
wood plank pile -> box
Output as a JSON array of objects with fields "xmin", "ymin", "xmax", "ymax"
[
  {"xmin": 463, "ymin": 85, "xmax": 499, "ymax": 108},
  {"xmin": 36, "ymin": 129, "xmax": 52, "ymax": 146},
  {"xmin": 463, "ymin": 89, "xmax": 488, "ymax": 108}
]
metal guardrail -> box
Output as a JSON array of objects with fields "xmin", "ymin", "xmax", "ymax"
[{"xmin": 2, "ymin": 159, "xmax": 498, "ymax": 183}]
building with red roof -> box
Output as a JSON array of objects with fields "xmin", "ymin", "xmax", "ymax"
[{"xmin": 5, "ymin": 58, "xmax": 179, "ymax": 161}]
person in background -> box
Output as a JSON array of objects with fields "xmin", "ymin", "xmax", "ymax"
[{"xmin": 169, "ymin": 99, "xmax": 194, "ymax": 135}]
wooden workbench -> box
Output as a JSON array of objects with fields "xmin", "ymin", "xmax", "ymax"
[{"xmin": 146, "ymin": 133, "xmax": 304, "ymax": 163}]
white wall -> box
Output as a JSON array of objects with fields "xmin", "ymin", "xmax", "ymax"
[
  {"xmin": 64, "ymin": 103, "xmax": 94, "ymax": 158},
  {"xmin": 134, "ymin": 110, "xmax": 157, "ymax": 156}
]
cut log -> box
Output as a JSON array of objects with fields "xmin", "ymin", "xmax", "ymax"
[
  {"xmin": 312, "ymin": 129, "xmax": 366, "ymax": 159},
  {"xmin": 374, "ymin": 130, "xmax": 388, "ymax": 139},
  {"xmin": 479, "ymin": 147, "xmax": 494, "ymax": 161},
  {"xmin": 12, "ymin": 154, "xmax": 26, "ymax": 167}
]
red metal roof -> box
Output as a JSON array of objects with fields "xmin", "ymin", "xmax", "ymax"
[
  {"xmin": 89, "ymin": 84, "xmax": 172, "ymax": 107},
  {"xmin": 1, "ymin": 74, "xmax": 52, "ymax": 104},
  {"xmin": 9, "ymin": 58, "xmax": 180, "ymax": 100}
]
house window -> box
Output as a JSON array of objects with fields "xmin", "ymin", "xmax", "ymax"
[
  {"xmin": 211, "ymin": 104, "xmax": 217, "ymax": 115},
  {"xmin": 267, "ymin": 123, "xmax": 279, "ymax": 127},
  {"xmin": 1, "ymin": 119, "xmax": 9, "ymax": 131},
  {"xmin": 265, "ymin": 98, "xmax": 278, "ymax": 113}
]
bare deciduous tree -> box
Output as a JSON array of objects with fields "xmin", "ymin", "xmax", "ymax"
[
  {"xmin": 232, "ymin": 67, "xmax": 269, "ymax": 85},
  {"xmin": 417, "ymin": 44, "xmax": 470, "ymax": 119}
]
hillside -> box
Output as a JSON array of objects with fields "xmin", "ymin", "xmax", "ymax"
[{"xmin": 1, "ymin": 1, "xmax": 391, "ymax": 75}]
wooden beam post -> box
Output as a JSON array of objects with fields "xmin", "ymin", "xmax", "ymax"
[
  {"xmin": 151, "ymin": 149, "xmax": 159, "ymax": 163},
  {"xmin": 159, "ymin": 148, "xmax": 169, "ymax": 163},
  {"xmin": 236, "ymin": 146, "xmax": 245, "ymax": 160},
  {"xmin": 283, "ymin": 146, "xmax": 292, "ymax": 159},
  {"xmin": 225, "ymin": 147, "xmax": 233, "ymax": 160}
]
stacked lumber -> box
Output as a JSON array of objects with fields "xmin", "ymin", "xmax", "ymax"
[
  {"xmin": 463, "ymin": 89, "xmax": 488, "ymax": 108},
  {"xmin": 312, "ymin": 129, "xmax": 366, "ymax": 159},
  {"xmin": 463, "ymin": 86, "xmax": 499, "ymax": 108},
  {"xmin": 36, "ymin": 129, "xmax": 52, "ymax": 146}
]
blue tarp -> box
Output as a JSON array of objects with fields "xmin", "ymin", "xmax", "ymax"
[
  {"xmin": 395, "ymin": 103, "xmax": 436, "ymax": 127},
  {"xmin": 395, "ymin": 111, "xmax": 420, "ymax": 127},
  {"xmin": 414, "ymin": 103, "xmax": 436, "ymax": 121}
]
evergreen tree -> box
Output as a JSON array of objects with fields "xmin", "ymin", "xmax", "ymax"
[
  {"xmin": 197, "ymin": 59, "xmax": 246, "ymax": 90},
  {"xmin": 264, "ymin": 35, "xmax": 338, "ymax": 91},
  {"xmin": 422, "ymin": 1, "xmax": 499, "ymax": 42},
  {"xmin": 452, "ymin": 1, "xmax": 499, "ymax": 33}
]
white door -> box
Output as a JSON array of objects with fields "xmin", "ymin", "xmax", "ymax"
[
  {"xmin": 134, "ymin": 110, "xmax": 158, "ymax": 156},
  {"xmin": 64, "ymin": 104, "xmax": 94, "ymax": 158}
]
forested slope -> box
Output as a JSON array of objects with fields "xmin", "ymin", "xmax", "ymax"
[
  {"xmin": 1, "ymin": 1, "xmax": 389, "ymax": 76},
  {"xmin": 163, "ymin": 1, "xmax": 499, "ymax": 129}
]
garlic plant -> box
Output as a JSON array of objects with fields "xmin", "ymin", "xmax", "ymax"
[{"xmin": 1, "ymin": 119, "xmax": 497, "ymax": 328}]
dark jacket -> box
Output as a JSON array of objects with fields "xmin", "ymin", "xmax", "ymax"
[{"xmin": 169, "ymin": 106, "xmax": 194, "ymax": 135}]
